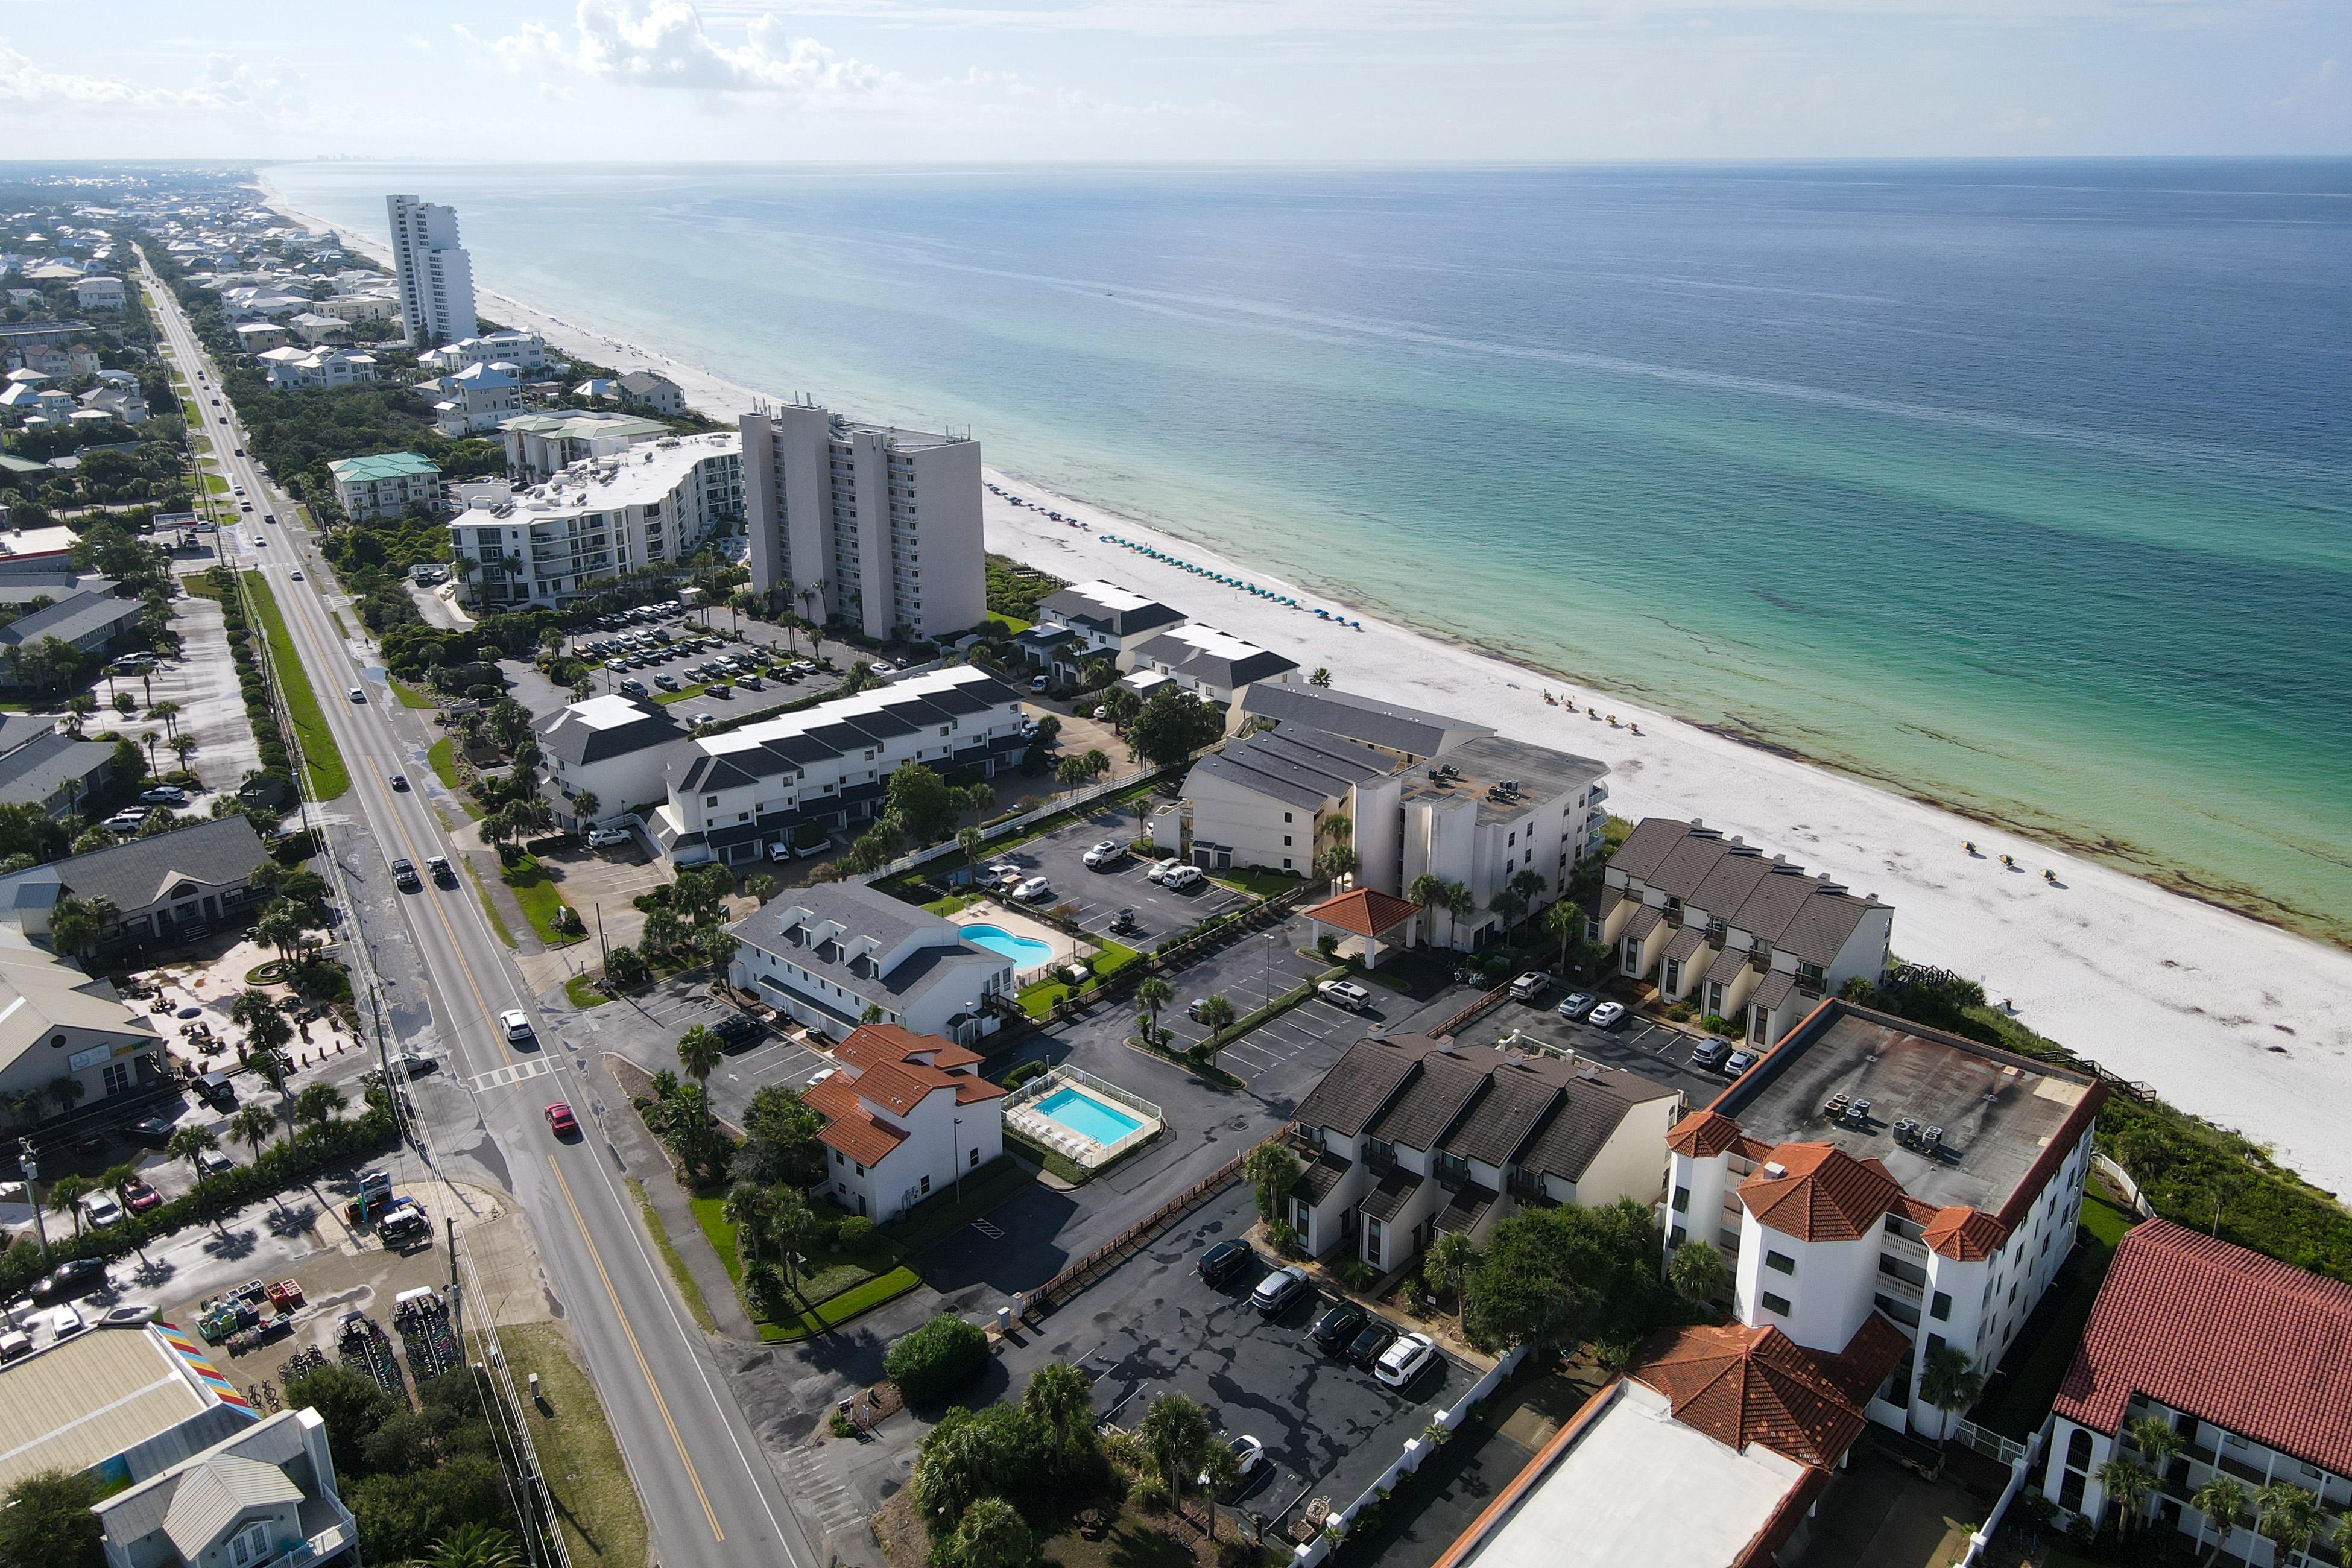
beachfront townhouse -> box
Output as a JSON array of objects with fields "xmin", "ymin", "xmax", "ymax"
[
  {"xmin": 1664, "ymin": 1001, "xmax": 2103, "ymax": 1438},
  {"xmin": 1017, "ymin": 580, "xmax": 1187, "ymax": 678},
  {"xmin": 1183, "ymin": 724, "xmax": 1397, "ymax": 876},
  {"xmin": 449, "ymin": 432, "xmax": 743, "ymax": 608},
  {"xmin": 73, "ymin": 274, "xmax": 124, "ymax": 311},
  {"xmin": 1130, "ymin": 623, "xmax": 1298, "ymax": 723},
  {"xmin": 287, "ymin": 311, "xmax": 354, "ymax": 347},
  {"xmin": 385, "ymin": 194, "xmax": 478, "ymax": 347},
  {"xmin": 616, "ymin": 370, "xmax": 684, "ymax": 415},
  {"xmin": 652, "ymin": 665, "xmax": 1028, "ymax": 866},
  {"xmin": 537, "ymin": 694, "xmax": 694, "ymax": 832},
  {"xmin": 803, "ymin": 1022, "xmax": 1007, "ymax": 1221},
  {"xmin": 422, "ymin": 330, "xmax": 550, "ymax": 375},
  {"xmin": 430, "ymin": 361, "xmax": 523, "ymax": 435},
  {"xmin": 256, "ymin": 347, "xmax": 376, "ymax": 391},
  {"xmin": 738, "ymin": 399, "xmax": 987, "ymax": 642},
  {"xmin": 310, "ymin": 292, "xmax": 400, "ymax": 324},
  {"xmin": 233, "ymin": 321, "xmax": 290, "ymax": 354},
  {"xmin": 2041, "ymin": 1219, "xmax": 2352, "ymax": 1561},
  {"xmin": 1286, "ymin": 1033, "xmax": 1681, "ymax": 1270},
  {"xmin": 92, "ymin": 1407, "xmax": 358, "ymax": 1568},
  {"xmin": 501, "ymin": 409, "xmax": 672, "ymax": 482},
  {"xmin": 728, "ymin": 884, "xmax": 1013, "ymax": 1046},
  {"xmin": 1239, "ymin": 683, "xmax": 1494, "ymax": 768},
  {"xmin": 327, "ymin": 451, "xmax": 441, "ymax": 521},
  {"xmin": 1596, "ymin": 818, "xmax": 1892, "ymax": 1048}
]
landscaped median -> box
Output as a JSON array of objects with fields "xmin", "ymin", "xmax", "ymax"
[
  {"xmin": 499, "ymin": 852, "xmax": 586, "ymax": 948},
  {"xmin": 239, "ymin": 571, "xmax": 350, "ymax": 800}
]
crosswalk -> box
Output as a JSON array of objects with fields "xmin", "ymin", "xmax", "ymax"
[
  {"xmin": 467, "ymin": 1059, "xmax": 557, "ymax": 1092},
  {"xmin": 781, "ymin": 1449, "xmax": 867, "ymax": 1544}
]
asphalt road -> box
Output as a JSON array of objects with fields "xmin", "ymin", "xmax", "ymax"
[{"xmin": 141, "ymin": 255, "xmax": 818, "ymax": 1568}]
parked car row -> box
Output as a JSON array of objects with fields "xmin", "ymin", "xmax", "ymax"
[{"xmin": 1204, "ymin": 1241, "xmax": 1443, "ymax": 1391}]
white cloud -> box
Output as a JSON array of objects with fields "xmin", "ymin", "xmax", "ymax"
[
  {"xmin": 0, "ymin": 37, "xmax": 297, "ymax": 113},
  {"xmin": 491, "ymin": 1, "xmax": 888, "ymax": 98}
]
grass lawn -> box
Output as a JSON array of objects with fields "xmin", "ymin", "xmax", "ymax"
[
  {"xmin": 495, "ymin": 1324, "xmax": 650, "ymax": 1568},
  {"xmin": 182, "ymin": 574, "xmax": 222, "ymax": 601},
  {"xmin": 564, "ymin": 973, "xmax": 610, "ymax": 1008},
  {"xmin": 627, "ymin": 1178, "xmax": 715, "ymax": 1333},
  {"xmin": 1018, "ymin": 976, "xmax": 1070, "ymax": 1020},
  {"xmin": 239, "ymin": 572, "xmax": 350, "ymax": 800},
  {"xmin": 500, "ymin": 852, "xmax": 586, "ymax": 947},
  {"xmin": 425, "ymin": 737, "xmax": 483, "ymax": 818},
  {"xmin": 688, "ymin": 1190, "xmax": 920, "ymax": 1341},
  {"xmin": 923, "ymin": 891, "xmax": 985, "ymax": 917},
  {"xmin": 388, "ymin": 677, "xmax": 435, "ymax": 709},
  {"xmin": 203, "ymin": 473, "xmax": 229, "ymax": 494},
  {"xmin": 461, "ymin": 856, "xmax": 519, "ymax": 949},
  {"xmin": 1212, "ymin": 867, "xmax": 1306, "ymax": 899},
  {"xmin": 654, "ymin": 682, "xmax": 713, "ymax": 705},
  {"xmin": 1090, "ymin": 938, "xmax": 1142, "ymax": 980}
]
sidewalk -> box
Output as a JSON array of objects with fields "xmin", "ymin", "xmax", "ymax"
[{"xmin": 596, "ymin": 1054, "xmax": 757, "ymax": 1341}]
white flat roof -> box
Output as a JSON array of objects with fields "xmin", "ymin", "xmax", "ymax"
[
  {"xmin": 1155, "ymin": 622, "xmax": 1274, "ymax": 662},
  {"xmin": 484, "ymin": 433, "xmax": 738, "ymax": 522},
  {"xmin": 567, "ymin": 693, "xmax": 657, "ymax": 730},
  {"xmin": 1451, "ymin": 1383, "xmax": 1806, "ymax": 1568},
  {"xmin": 1063, "ymin": 579, "xmax": 1164, "ymax": 615},
  {"xmin": 704, "ymin": 665, "xmax": 1004, "ymax": 757}
]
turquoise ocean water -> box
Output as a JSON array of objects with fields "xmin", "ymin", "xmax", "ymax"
[{"xmin": 262, "ymin": 162, "xmax": 2352, "ymax": 944}]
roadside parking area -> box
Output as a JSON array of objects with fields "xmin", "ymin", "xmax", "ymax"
[
  {"xmin": 1008, "ymin": 1184, "xmax": 1472, "ymax": 1534},
  {"xmin": 615, "ymin": 979, "xmax": 837, "ymax": 1127},
  {"xmin": 983, "ymin": 812, "xmax": 1251, "ymax": 949},
  {"xmin": 1456, "ymin": 998, "xmax": 1729, "ymax": 1107}
]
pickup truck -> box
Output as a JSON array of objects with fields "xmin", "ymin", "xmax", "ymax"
[{"xmin": 426, "ymin": 856, "xmax": 455, "ymax": 887}]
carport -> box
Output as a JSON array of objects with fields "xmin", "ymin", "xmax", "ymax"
[{"xmin": 1303, "ymin": 888, "xmax": 1422, "ymax": 970}]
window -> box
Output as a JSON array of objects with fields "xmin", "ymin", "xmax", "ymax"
[
  {"xmin": 1283, "ymin": 836, "xmax": 1292, "ymax": 847},
  {"xmin": 854, "ymin": 1162, "xmax": 865, "ymax": 1176},
  {"xmin": 1930, "ymin": 1291, "xmax": 1951, "ymax": 1320},
  {"xmin": 1671, "ymin": 1186, "xmax": 1690, "ymax": 1213},
  {"xmin": 229, "ymin": 1523, "xmax": 271, "ymax": 1568},
  {"xmin": 2058, "ymin": 1469, "xmax": 2085, "ymax": 1513},
  {"xmin": 970, "ymin": 1146, "xmax": 979, "ymax": 1168},
  {"xmin": 1765, "ymin": 1250, "xmax": 1795, "ymax": 1276},
  {"xmin": 1760, "ymin": 1291, "xmax": 1791, "ymax": 1317},
  {"xmin": 1283, "ymin": 812, "xmax": 1292, "ymax": 823},
  {"xmin": 835, "ymin": 1151, "xmax": 845, "ymax": 1166},
  {"xmin": 921, "ymin": 1175, "xmax": 931, "ymax": 1195}
]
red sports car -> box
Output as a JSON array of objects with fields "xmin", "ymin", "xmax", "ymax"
[
  {"xmin": 544, "ymin": 1103, "xmax": 578, "ymax": 1137},
  {"xmin": 124, "ymin": 1180, "xmax": 163, "ymax": 1214}
]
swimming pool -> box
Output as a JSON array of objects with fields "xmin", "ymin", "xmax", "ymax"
[
  {"xmin": 961, "ymin": 923, "xmax": 1054, "ymax": 966},
  {"xmin": 1034, "ymin": 1086, "xmax": 1145, "ymax": 1146}
]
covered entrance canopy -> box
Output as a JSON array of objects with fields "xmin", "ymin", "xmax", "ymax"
[{"xmin": 1301, "ymin": 887, "xmax": 1421, "ymax": 970}]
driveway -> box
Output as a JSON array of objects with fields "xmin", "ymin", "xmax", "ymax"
[
  {"xmin": 1005, "ymin": 1183, "xmax": 1472, "ymax": 1534},
  {"xmin": 975, "ymin": 810, "xmax": 1251, "ymax": 950}
]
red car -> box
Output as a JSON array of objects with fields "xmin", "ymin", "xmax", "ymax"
[
  {"xmin": 544, "ymin": 1103, "xmax": 578, "ymax": 1137},
  {"xmin": 124, "ymin": 1180, "xmax": 163, "ymax": 1215}
]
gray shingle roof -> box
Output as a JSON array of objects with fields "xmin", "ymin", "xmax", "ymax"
[
  {"xmin": 49, "ymin": 816, "xmax": 265, "ymax": 911},
  {"xmin": 1239, "ymin": 684, "xmax": 1487, "ymax": 759},
  {"xmin": 1187, "ymin": 724, "xmax": 1396, "ymax": 811},
  {"xmin": 1611, "ymin": 818, "xmax": 1885, "ymax": 966},
  {"xmin": 730, "ymin": 883, "xmax": 1007, "ymax": 1011},
  {"xmin": 0, "ymin": 730, "xmax": 114, "ymax": 807},
  {"xmin": 1292, "ymin": 1036, "xmax": 1424, "ymax": 1136},
  {"xmin": 0, "ymin": 587, "xmax": 142, "ymax": 649},
  {"xmin": 1364, "ymin": 1053, "xmax": 1487, "ymax": 1149},
  {"xmin": 539, "ymin": 696, "xmax": 686, "ymax": 767},
  {"xmin": 1038, "ymin": 584, "xmax": 1186, "ymax": 640}
]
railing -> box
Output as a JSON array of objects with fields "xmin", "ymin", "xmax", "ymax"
[
  {"xmin": 1428, "ymin": 980, "xmax": 1513, "ymax": 1041},
  {"xmin": 856, "ymin": 765, "xmax": 1165, "ymax": 884},
  {"xmin": 1005, "ymin": 1065, "xmax": 1166, "ymax": 1168},
  {"xmin": 1950, "ymin": 1418, "xmax": 2029, "ymax": 1468}
]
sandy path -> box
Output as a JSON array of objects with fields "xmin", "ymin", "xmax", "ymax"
[{"xmin": 267, "ymin": 192, "xmax": 2352, "ymax": 1197}]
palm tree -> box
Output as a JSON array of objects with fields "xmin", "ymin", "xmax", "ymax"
[
  {"xmin": 228, "ymin": 1102, "xmax": 279, "ymax": 1162},
  {"xmin": 425, "ymin": 1522, "xmax": 524, "ymax": 1568},
  {"xmin": 46, "ymin": 894, "xmax": 115, "ymax": 962},
  {"xmin": 47, "ymin": 1173, "xmax": 95, "ymax": 1236},
  {"xmin": 1426, "ymin": 1230, "xmax": 1477, "ymax": 1312},
  {"xmin": 98, "ymin": 1162, "xmax": 139, "ymax": 1210},
  {"xmin": 1023, "ymin": 1362, "xmax": 1096, "ymax": 1475},
  {"xmin": 2328, "ymin": 1508, "xmax": 2352, "ymax": 1568},
  {"xmin": 677, "ymin": 1024, "xmax": 723, "ymax": 1105},
  {"xmin": 253, "ymin": 903, "xmax": 305, "ymax": 963},
  {"xmin": 1915, "ymin": 1343, "xmax": 1984, "ymax": 1461},
  {"xmin": 167, "ymin": 1123, "xmax": 220, "ymax": 1187},
  {"xmin": 1139, "ymin": 1393, "xmax": 1213, "ymax": 1530},
  {"xmin": 1193, "ymin": 996, "xmax": 1237, "ymax": 1061},
  {"xmin": 2256, "ymin": 1483, "xmax": 2321, "ymax": 1563},
  {"xmin": 1541, "ymin": 899, "xmax": 1586, "ymax": 977},
  {"xmin": 148, "ymin": 699, "xmax": 182, "ymax": 738},
  {"xmin": 1135, "ymin": 976, "xmax": 1173, "ymax": 1047},
  {"xmin": 169, "ymin": 732, "xmax": 198, "ymax": 782},
  {"xmin": 771, "ymin": 1186, "xmax": 816, "ymax": 1295},
  {"xmin": 721, "ymin": 1181, "xmax": 779, "ymax": 1272},
  {"xmin": 45, "ymin": 1073, "xmax": 85, "ymax": 1120},
  {"xmin": 643, "ymin": 906, "xmax": 683, "ymax": 959},
  {"xmin": 2096, "ymin": 1456, "xmax": 2157, "ymax": 1542},
  {"xmin": 957, "ymin": 827, "xmax": 986, "ymax": 889},
  {"xmin": 293, "ymin": 1081, "xmax": 346, "ymax": 1130},
  {"xmin": 2190, "ymin": 1475, "xmax": 2249, "ymax": 1565},
  {"xmin": 572, "ymin": 789, "xmax": 601, "ymax": 827}
]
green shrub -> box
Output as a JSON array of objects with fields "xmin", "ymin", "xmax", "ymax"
[
  {"xmin": 884, "ymin": 1313, "xmax": 990, "ymax": 1402},
  {"xmin": 836, "ymin": 1215, "xmax": 876, "ymax": 1248},
  {"xmin": 829, "ymin": 1409, "xmax": 857, "ymax": 1439},
  {"xmin": 1001, "ymin": 1060, "xmax": 1048, "ymax": 1090},
  {"xmin": 1701, "ymin": 1014, "xmax": 1736, "ymax": 1037}
]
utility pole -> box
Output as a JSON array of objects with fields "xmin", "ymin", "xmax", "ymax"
[
  {"xmin": 447, "ymin": 1214, "xmax": 462, "ymax": 1345},
  {"xmin": 17, "ymin": 1139, "xmax": 46, "ymax": 1263}
]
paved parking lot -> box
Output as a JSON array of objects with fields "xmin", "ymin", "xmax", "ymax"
[
  {"xmin": 1166, "ymin": 992, "xmax": 1362, "ymax": 1083},
  {"xmin": 501, "ymin": 616, "xmax": 845, "ymax": 725},
  {"xmin": 606, "ymin": 981, "xmax": 835, "ymax": 1128},
  {"xmin": 975, "ymin": 810, "xmax": 1253, "ymax": 950},
  {"xmin": 1007, "ymin": 1184, "xmax": 1470, "ymax": 1532},
  {"xmin": 1455, "ymin": 996, "xmax": 1731, "ymax": 1109}
]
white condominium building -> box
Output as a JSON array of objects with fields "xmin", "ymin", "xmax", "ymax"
[
  {"xmin": 385, "ymin": 195, "xmax": 478, "ymax": 347},
  {"xmin": 255, "ymin": 347, "xmax": 377, "ymax": 391},
  {"xmin": 501, "ymin": 410, "xmax": 672, "ymax": 482},
  {"xmin": 449, "ymin": 433, "xmax": 744, "ymax": 609},
  {"xmin": 739, "ymin": 400, "xmax": 985, "ymax": 642},
  {"xmin": 422, "ymin": 330, "xmax": 551, "ymax": 375}
]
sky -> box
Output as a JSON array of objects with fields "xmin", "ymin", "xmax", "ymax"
[{"xmin": 0, "ymin": 0, "xmax": 2345, "ymax": 162}]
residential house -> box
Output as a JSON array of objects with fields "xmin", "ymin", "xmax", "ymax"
[
  {"xmin": 1017, "ymin": 580, "xmax": 1186, "ymax": 678},
  {"xmin": 93, "ymin": 1407, "xmax": 356, "ymax": 1568},
  {"xmin": 0, "ymin": 1323, "xmax": 264, "ymax": 1496},
  {"xmin": 1131, "ymin": 623, "xmax": 1298, "ymax": 722},
  {"xmin": 78, "ymin": 385, "xmax": 149, "ymax": 424},
  {"xmin": 804, "ymin": 1022, "xmax": 1007, "ymax": 1221},
  {"xmin": 308, "ymin": 292, "xmax": 399, "ymax": 324},
  {"xmin": 255, "ymin": 346, "xmax": 376, "ymax": 391},
  {"xmin": 2041, "ymin": 1219, "xmax": 2352, "ymax": 1560},
  {"xmin": 420, "ymin": 329, "xmax": 547, "ymax": 374},
  {"xmin": 326, "ymin": 451, "xmax": 441, "ymax": 520},
  {"xmin": 1595, "ymin": 819, "xmax": 1893, "ymax": 1048},
  {"xmin": 74, "ymin": 275, "xmax": 125, "ymax": 311},
  {"xmin": 429, "ymin": 360, "xmax": 522, "ymax": 435},
  {"xmin": 449, "ymin": 432, "xmax": 742, "ymax": 607},
  {"xmin": 1435, "ymin": 1316, "xmax": 1911, "ymax": 1568},
  {"xmin": 616, "ymin": 370, "xmax": 684, "ymax": 414},
  {"xmin": 0, "ymin": 923, "xmax": 168, "ymax": 1121},
  {"xmin": 1287, "ymin": 1034, "xmax": 1682, "ymax": 1270},
  {"xmin": 286, "ymin": 311, "xmax": 354, "ymax": 347},
  {"xmin": 727, "ymin": 882, "xmax": 1014, "ymax": 1045},
  {"xmin": 231, "ymin": 321, "xmax": 289, "ymax": 355},
  {"xmin": 573, "ymin": 377, "xmax": 619, "ymax": 401},
  {"xmin": 1663, "ymin": 1000, "xmax": 2104, "ymax": 1437},
  {"xmin": 654, "ymin": 665, "xmax": 1027, "ymax": 866},
  {"xmin": 0, "ymin": 815, "xmax": 268, "ymax": 952},
  {"xmin": 738, "ymin": 399, "xmax": 988, "ymax": 641},
  {"xmin": 537, "ymin": 694, "xmax": 692, "ymax": 831}
]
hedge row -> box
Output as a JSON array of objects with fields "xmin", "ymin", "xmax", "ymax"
[
  {"xmin": 210, "ymin": 566, "xmax": 299, "ymax": 789},
  {"xmin": 0, "ymin": 1107, "xmax": 399, "ymax": 1301}
]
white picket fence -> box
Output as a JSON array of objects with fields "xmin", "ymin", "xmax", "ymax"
[
  {"xmin": 1288, "ymin": 1345, "xmax": 1530, "ymax": 1566},
  {"xmin": 856, "ymin": 767, "xmax": 1159, "ymax": 885}
]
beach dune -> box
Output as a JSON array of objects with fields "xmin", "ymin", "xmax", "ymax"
[{"xmin": 270, "ymin": 191, "xmax": 2352, "ymax": 1198}]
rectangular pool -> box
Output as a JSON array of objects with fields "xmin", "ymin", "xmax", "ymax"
[{"xmin": 1035, "ymin": 1085, "xmax": 1145, "ymax": 1146}]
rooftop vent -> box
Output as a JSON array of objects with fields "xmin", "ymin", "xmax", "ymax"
[{"xmin": 1762, "ymin": 1162, "xmax": 1788, "ymax": 1180}]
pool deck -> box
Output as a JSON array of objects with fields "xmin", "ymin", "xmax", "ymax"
[
  {"xmin": 1004, "ymin": 1066, "xmax": 1166, "ymax": 1170},
  {"xmin": 955, "ymin": 906, "xmax": 1080, "ymax": 978}
]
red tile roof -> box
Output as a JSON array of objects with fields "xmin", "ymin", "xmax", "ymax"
[
  {"xmin": 1921, "ymin": 1206, "xmax": 2006, "ymax": 1262},
  {"xmin": 2053, "ymin": 1218, "xmax": 2352, "ymax": 1474},
  {"xmin": 1632, "ymin": 1314, "xmax": 1910, "ymax": 1470},
  {"xmin": 1303, "ymin": 887, "xmax": 1420, "ymax": 940},
  {"xmin": 836, "ymin": 1022, "xmax": 983, "ymax": 1073},
  {"xmin": 1666, "ymin": 1109, "xmax": 1774, "ymax": 1160},
  {"xmin": 1737, "ymin": 1143, "xmax": 1900, "ymax": 1243},
  {"xmin": 804, "ymin": 1075, "xmax": 909, "ymax": 1165}
]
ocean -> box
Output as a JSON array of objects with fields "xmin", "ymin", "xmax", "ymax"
[{"xmin": 262, "ymin": 160, "xmax": 2352, "ymax": 946}]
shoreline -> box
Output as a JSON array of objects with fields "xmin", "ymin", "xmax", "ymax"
[{"xmin": 259, "ymin": 180, "xmax": 2352, "ymax": 1196}]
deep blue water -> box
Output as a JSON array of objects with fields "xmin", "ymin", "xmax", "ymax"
[{"xmin": 263, "ymin": 160, "xmax": 2352, "ymax": 940}]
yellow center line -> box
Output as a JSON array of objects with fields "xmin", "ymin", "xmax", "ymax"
[{"xmin": 548, "ymin": 1154, "xmax": 725, "ymax": 1542}]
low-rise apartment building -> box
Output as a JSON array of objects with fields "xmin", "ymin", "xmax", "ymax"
[
  {"xmin": 1596, "ymin": 819, "xmax": 1892, "ymax": 1048},
  {"xmin": 654, "ymin": 665, "xmax": 1027, "ymax": 866},
  {"xmin": 739, "ymin": 400, "xmax": 986, "ymax": 642},
  {"xmin": 255, "ymin": 346, "xmax": 376, "ymax": 391},
  {"xmin": 2043, "ymin": 1219, "xmax": 2352, "ymax": 1559},
  {"xmin": 422, "ymin": 329, "xmax": 549, "ymax": 374},
  {"xmin": 616, "ymin": 369, "xmax": 684, "ymax": 414},
  {"xmin": 286, "ymin": 311, "xmax": 353, "ymax": 347},
  {"xmin": 728, "ymin": 884, "xmax": 1013, "ymax": 1045},
  {"xmin": 327, "ymin": 451, "xmax": 441, "ymax": 520},
  {"xmin": 1017, "ymin": 580, "xmax": 1187, "ymax": 677},
  {"xmin": 804, "ymin": 1022, "xmax": 1007, "ymax": 1221},
  {"xmin": 1131, "ymin": 623, "xmax": 1298, "ymax": 721},
  {"xmin": 538, "ymin": 693, "xmax": 692, "ymax": 831},
  {"xmin": 309, "ymin": 292, "xmax": 399, "ymax": 324},
  {"xmin": 1240, "ymin": 683, "xmax": 1493, "ymax": 767},
  {"xmin": 430, "ymin": 360, "xmax": 523, "ymax": 435},
  {"xmin": 232, "ymin": 321, "xmax": 289, "ymax": 354},
  {"xmin": 74, "ymin": 274, "xmax": 125, "ymax": 311},
  {"xmin": 450, "ymin": 432, "xmax": 743, "ymax": 608},
  {"xmin": 1288, "ymin": 1034, "xmax": 1681, "ymax": 1271},
  {"xmin": 501, "ymin": 409, "xmax": 672, "ymax": 482},
  {"xmin": 1664, "ymin": 1001, "xmax": 2104, "ymax": 1437}
]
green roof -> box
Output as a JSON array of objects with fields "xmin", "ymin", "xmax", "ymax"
[
  {"xmin": 327, "ymin": 451, "xmax": 439, "ymax": 482},
  {"xmin": 498, "ymin": 411, "xmax": 668, "ymax": 441}
]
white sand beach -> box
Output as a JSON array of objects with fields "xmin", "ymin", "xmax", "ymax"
[{"xmin": 273, "ymin": 193, "xmax": 2352, "ymax": 1196}]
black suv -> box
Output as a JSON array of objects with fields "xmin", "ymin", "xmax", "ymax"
[
  {"xmin": 1348, "ymin": 1320, "xmax": 1397, "ymax": 1368},
  {"xmin": 713, "ymin": 1013, "xmax": 763, "ymax": 1047},
  {"xmin": 1197, "ymin": 1239, "xmax": 1257, "ymax": 1288},
  {"xmin": 33, "ymin": 1257, "xmax": 106, "ymax": 1301},
  {"xmin": 391, "ymin": 858, "xmax": 420, "ymax": 891},
  {"xmin": 1310, "ymin": 1301, "xmax": 1368, "ymax": 1356}
]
